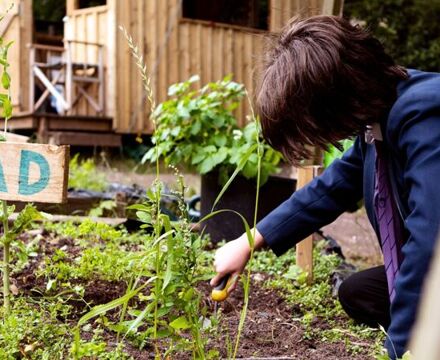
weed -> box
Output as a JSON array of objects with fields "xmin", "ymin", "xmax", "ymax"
[
  {"xmin": 0, "ymin": 6, "xmax": 14, "ymax": 314},
  {"xmin": 69, "ymin": 154, "xmax": 108, "ymax": 192},
  {"xmin": 0, "ymin": 298, "xmax": 71, "ymax": 359},
  {"xmin": 89, "ymin": 199, "xmax": 118, "ymax": 217}
]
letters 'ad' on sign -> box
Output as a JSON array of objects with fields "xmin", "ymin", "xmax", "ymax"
[{"xmin": 0, "ymin": 142, "xmax": 69, "ymax": 203}]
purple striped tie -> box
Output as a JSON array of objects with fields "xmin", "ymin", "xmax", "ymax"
[{"xmin": 374, "ymin": 142, "xmax": 404, "ymax": 302}]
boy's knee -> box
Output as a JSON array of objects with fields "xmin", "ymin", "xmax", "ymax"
[
  {"xmin": 338, "ymin": 273, "xmax": 359, "ymax": 308},
  {"xmin": 337, "ymin": 267, "xmax": 391, "ymax": 329}
]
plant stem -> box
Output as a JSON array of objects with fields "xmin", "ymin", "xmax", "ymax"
[
  {"xmin": 233, "ymin": 91, "xmax": 263, "ymax": 358},
  {"xmin": 153, "ymin": 240, "xmax": 160, "ymax": 358},
  {"xmin": 2, "ymin": 200, "xmax": 10, "ymax": 315}
]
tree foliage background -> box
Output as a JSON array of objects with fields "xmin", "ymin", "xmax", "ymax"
[{"xmin": 344, "ymin": 0, "xmax": 440, "ymax": 71}]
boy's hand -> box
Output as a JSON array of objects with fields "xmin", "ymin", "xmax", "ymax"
[{"xmin": 210, "ymin": 229, "xmax": 265, "ymax": 294}]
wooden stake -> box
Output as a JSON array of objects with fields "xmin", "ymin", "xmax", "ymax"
[
  {"xmin": 295, "ymin": 166, "xmax": 321, "ymax": 284},
  {"xmin": 409, "ymin": 231, "xmax": 440, "ymax": 359}
]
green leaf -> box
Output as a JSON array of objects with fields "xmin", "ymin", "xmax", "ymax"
[
  {"xmin": 212, "ymin": 143, "xmax": 257, "ymax": 211},
  {"xmin": 126, "ymin": 204, "xmax": 150, "ymax": 211},
  {"xmin": 169, "ymin": 316, "xmax": 191, "ymax": 330},
  {"xmin": 141, "ymin": 147, "xmax": 158, "ymax": 164},
  {"xmin": 177, "ymin": 103, "xmax": 190, "ymax": 118},
  {"xmin": 170, "ymin": 126, "xmax": 181, "ymax": 137},
  {"xmin": 191, "ymin": 149, "xmax": 206, "ymax": 165},
  {"xmin": 190, "ymin": 120, "xmax": 201, "ymax": 135},
  {"xmin": 78, "ymin": 286, "xmax": 144, "ymax": 327},
  {"xmin": 401, "ymin": 351, "xmax": 412, "ymax": 360},
  {"xmin": 136, "ymin": 211, "xmax": 152, "ymax": 224},
  {"xmin": 199, "ymin": 209, "xmax": 254, "ymax": 248},
  {"xmin": 203, "ymin": 145, "xmax": 217, "ymax": 153},
  {"xmin": 197, "ymin": 154, "xmax": 217, "ymax": 174},
  {"xmin": 188, "ymin": 74, "xmax": 200, "ymax": 83},
  {"xmin": 124, "ymin": 307, "xmax": 148, "ymax": 336},
  {"xmin": 1, "ymin": 71, "xmax": 10, "ymax": 90},
  {"xmin": 2, "ymin": 96, "xmax": 12, "ymax": 119},
  {"xmin": 161, "ymin": 214, "xmax": 174, "ymax": 290},
  {"xmin": 46, "ymin": 278, "xmax": 57, "ymax": 291},
  {"xmin": 242, "ymin": 162, "xmax": 258, "ymax": 179},
  {"xmin": 10, "ymin": 205, "xmax": 42, "ymax": 237},
  {"xmin": 213, "ymin": 133, "xmax": 227, "ymax": 147}
]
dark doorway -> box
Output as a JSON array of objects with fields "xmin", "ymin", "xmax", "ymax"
[
  {"xmin": 78, "ymin": 0, "xmax": 107, "ymax": 9},
  {"xmin": 33, "ymin": 0, "xmax": 66, "ymax": 45},
  {"xmin": 182, "ymin": 0, "xmax": 269, "ymax": 30}
]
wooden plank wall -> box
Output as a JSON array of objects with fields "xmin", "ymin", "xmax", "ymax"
[
  {"xmin": 1, "ymin": 0, "xmax": 32, "ymax": 114},
  {"xmin": 114, "ymin": 0, "xmax": 338, "ymax": 134},
  {"xmin": 270, "ymin": 0, "xmax": 328, "ymax": 31},
  {"xmin": 64, "ymin": 0, "xmax": 340, "ymax": 133},
  {"xmin": 115, "ymin": 0, "xmax": 278, "ymax": 134},
  {"xmin": 65, "ymin": 4, "xmax": 112, "ymax": 117}
]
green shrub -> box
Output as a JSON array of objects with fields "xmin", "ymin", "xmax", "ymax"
[
  {"xmin": 345, "ymin": 0, "xmax": 440, "ymax": 71},
  {"xmin": 143, "ymin": 75, "xmax": 282, "ymax": 185}
]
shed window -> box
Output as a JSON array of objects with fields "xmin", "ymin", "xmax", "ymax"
[
  {"xmin": 78, "ymin": 0, "xmax": 107, "ymax": 9},
  {"xmin": 182, "ymin": 0, "xmax": 269, "ymax": 30}
]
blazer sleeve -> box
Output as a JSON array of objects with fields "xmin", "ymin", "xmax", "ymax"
[
  {"xmin": 256, "ymin": 137, "xmax": 364, "ymax": 256},
  {"xmin": 385, "ymin": 89, "xmax": 440, "ymax": 358}
]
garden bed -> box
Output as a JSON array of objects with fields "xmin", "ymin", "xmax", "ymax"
[{"xmin": 0, "ymin": 218, "xmax": 384, "ymax": 359}]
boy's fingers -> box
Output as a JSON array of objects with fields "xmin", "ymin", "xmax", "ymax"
[
  {"xmin": 227, "ymin": 273, "xmax": 240, "ymax": 294},
  {"xmin": 210, "ymin": 272, "xmax": 224, "ymax": 287}
]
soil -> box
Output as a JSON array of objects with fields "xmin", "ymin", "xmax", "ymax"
[
  {"xmin": 205, "ymin": 275, "xmax": 374, "ymax": 360},
  {"xmin": 10, "ymin": 253, "xmax": 376, "ymax": 360}
]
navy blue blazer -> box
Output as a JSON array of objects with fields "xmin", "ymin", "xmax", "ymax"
[{"xmin": 257, "ymin": 69, "xmax": 440, "ymax": 358}]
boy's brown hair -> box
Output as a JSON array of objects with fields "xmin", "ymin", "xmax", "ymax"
[{"xmin": 257, "ymin": 15, "xmax": 408, "ymax": 165}]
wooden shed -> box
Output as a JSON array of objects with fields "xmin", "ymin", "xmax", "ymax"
[{"xmin": 1, "ymin": 0, "xmax": 342, "ymax": 146}]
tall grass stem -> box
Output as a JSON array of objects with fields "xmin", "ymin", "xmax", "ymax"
[
  {"xmin": 2, "ymin": 200, "xmax": 10, "ymax": 314},
  {"xmin": 232, "ymin": 90, "xmax": 263, "ymax": 358}
]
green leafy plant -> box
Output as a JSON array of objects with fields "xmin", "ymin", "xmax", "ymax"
[
  {"xmin": 323, "ymin": 139, "xmax": 354, "ymax": 168},
  {"xmin": 1, "ymin": 204, "xmax": 43, "ymax": 314},
  {"xmin": 345, "ymin": 0, "xmax": 440, "ymax": 72},
  {"xmin": 68, "ymin": 153, "xmax": 108, "ymax": 192},
  {"xmin": 89, "ymin": 200, "xmax": 117, "ymax": 217},
  {"xmin": 142, "ymin": 75, "xmax": 282, "ymax": 185}
]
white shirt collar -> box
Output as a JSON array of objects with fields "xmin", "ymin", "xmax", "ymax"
[{"xmin": 365, "ymin": 123, "xmax": 383, "ymax": 144}]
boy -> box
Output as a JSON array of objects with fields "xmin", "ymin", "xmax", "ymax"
[{"xmin": 211, "ymin": 15, "xmax": 440, "ymax": 359}]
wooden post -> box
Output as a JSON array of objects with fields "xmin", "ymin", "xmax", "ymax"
[
  {"xmin": 37, "ymin": 116, "xmax": 49, "ymax": 144},
  {"xmin": 65, "ymin": 41, "xmax": 73, "ymax": 115},
  {"xmin": 98, "ymin": 45, "xmax": 105, "ymax": 115},
  {"xmin": 409, "ymin": 232, "xmax": 440, "ymax": 359},
  {"xmin": 66, "ymin": 0, "xmax": 79, "ymax": 15},
  {"xmin": 29, "ymin": 45, "xmax": 35, "ymax": 112},
  {"xmin": 295, "ymin": 166, "xmax": 321, "ymax": 283}
]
